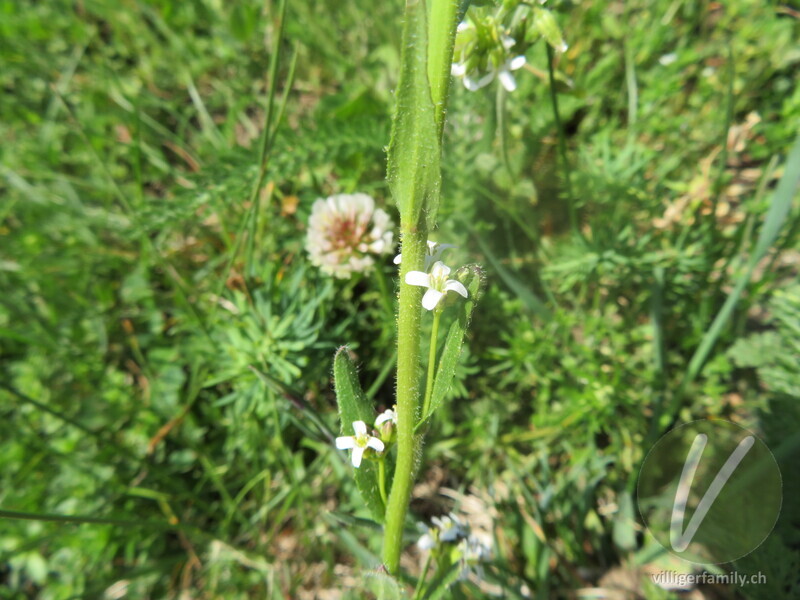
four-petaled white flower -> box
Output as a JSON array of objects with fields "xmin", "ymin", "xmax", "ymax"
[
  {"xmin": 393, "ymin": 240, "xmax": 456, "ymax": 270},
  {"xmin": 375, "ymin": 408, "xmax": 397, "ymax": 428},
  {"xmin": 335, "ymin": 420, "xmax": 384, "ymax": 468},
  {"xmin": 306, "ymin": 193, "xmax": 395, "ymax": 279},
  {"xmin": 405, "ymin": 261, "xmax": 468, "ymax": 311}
]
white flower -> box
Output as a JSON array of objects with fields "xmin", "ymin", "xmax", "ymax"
[
  {"xmin": 496, "ymin": 55, "xmax": 527, "ymax": 92},
  {"xmin": 457, "ymin": 534, "xmax": 492, "ymax": 581},
  {"xmin": 451, "ymin": 18, "xmax": 527, "ymax": 93},
  {"xmin": 405, "ymin": 261, "xmax": 468, "ymax": 311},
  {"xmin": 393, "ymin": 240, "xmax": 456, "ymax": 269},
  {"xmin": 375, "ymin": 408, "xmax": 397, "ymax": 428},
  {"xmin": 335, "ymin": 420, "xmax": 384, "ymax": 468},
  {"xmin": 432, "ymin": 514, "xmax": 467, "ymax": 542},
  {"xmin": 306, "ymin": 193, "xmax": 395, "ymax": 279}
]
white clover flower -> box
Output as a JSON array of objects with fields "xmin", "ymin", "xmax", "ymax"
[
  {"xmin": 306, "ymin": 193, "xmax": 395, "ymax": 279},
  {"xmin": 335, "ymin": 420, "xmax": 384, "ymax": 468},
  {"xmin": 405, "ymin": 261, "xmax": 468, "ymax": 311},
  {"xmin": 457, "ymin": 534, "xmax": 492, "ymax": 581},
  {"xmin": 393, "ymin": 240, "xmax": 456, "ymax": 270},
  {"xmin": 375, "ymin": 408, "xmax": 397, "ymax": 428}
]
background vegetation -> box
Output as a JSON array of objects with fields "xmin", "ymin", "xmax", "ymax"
[{"xmin": 1, "ymin": 0, "xmax": 798, "ymax": 597}]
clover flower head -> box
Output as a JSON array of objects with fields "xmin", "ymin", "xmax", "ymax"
[
  {"xmin": 306, "ymin": 193, "xmax": 394, "ymax": 279},
  {"xmin": 405, "ymin": 261, "xmax": 468, "ymax": 311},
  {"xmin": 393, "ymin": 240, "xmax": 456, "ymax": 270},
  {"xmin": 335, "ymin": 420, "xmax": 384, "ymax": 468}
]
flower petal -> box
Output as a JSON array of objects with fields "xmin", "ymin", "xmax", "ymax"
[
  {"xmin": 405, "ymin": 271, "xmax": 432, "ymax": 288},
  {"xmin": 393, "ymin": 253, "xmax": 402, "ymax": 265},
  {"xmin": 418, "ymin": 533, "xmax": 435, "ymax": 550},
  {"xmin": 445, "ymin": 280, "xmax": 468, "ymax": 298},
  {"xmin": 375, "ymin": 409, "xmax": 396, "ymax": 427},
  {"xmin": 430, "ymin": 261, "xmax": 450, "ymax": 278},
  {"xmin": 498, "ymin": 69, "xmax": 517, "ymax": 92},
  {"xmin": 335, "ymin": 436, "xmax": 355, "ymax": 450},
  {"xmin": 422, "ymin": 288, "xmax": 444, "ymax": 311},
  {"xmin": 366, "ymin": 436, "xmax": 385, "ymax": 452},
  {"xmin": 352, "ymin": 420, "xmax": 367, "ymax": 436},
  {"xmin": 351, "ymin": 446, "xmax": 365, "ymax": 468},
  {"xmin": 509, "ymin": 55, "xmax": 526, "ymax": 70},
  {"xmin": 451, "ymin": 62, "xmax": 466, "ymax": 77}
]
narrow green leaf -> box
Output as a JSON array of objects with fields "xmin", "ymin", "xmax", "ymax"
[
  {"xmin": 422, "ymin": 562, "xmax": 463, "ymax": 599},
  {"xmin": 387, "ymin": 0, "xmax": 442, "ymax": 230},
  {"xmin": 334, "ymin": 346, "xmax": 386, "ymax": 521},
  {"xmin": 416, "ymin": 265, "xmax": 486, "ymax": 431}
]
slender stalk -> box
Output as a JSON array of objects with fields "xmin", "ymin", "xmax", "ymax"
[
  {"xmin": 383, "ymin": 231, "xmax": 426, "ymax": 573},
  {"xmin": 378, "ymin": 458, "xmax": 388, "ymax": 506},
  {"xmin": 422, "ymin": 309, "xmax": 442, "ymax": 420},
  {"xmin": 382, "ymin": 0, "xmax": 459, "ymax": 574},
  {"xmin": 413, "ymin": 551, "xmax": 434, "ymax": 599},
  {"xmin": 545, "ymin": 44, "xmax": 577, "ymax": 234}
]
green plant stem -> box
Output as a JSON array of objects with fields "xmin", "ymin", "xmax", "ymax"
[
  {"xmin": 383, "ymin": 230, "xmax": 426, "ymax": 573},
  {"xmin": 378, "ymin": 458, "xmax": 388, "ymax": 506},
  {"xmin": 413, "ymin": 551, "xmax": 433, "ymax": 599},
  {"xmin": 545, "ymin": 44, "xmax": 577, "ymax": 235},
  {"xmin": 422, "ymin": 309, "xmax": 442, "ymax": 420}
]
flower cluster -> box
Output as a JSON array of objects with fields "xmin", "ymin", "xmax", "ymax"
[
  {"xmin": 451, "ymin": 16, "xmax": 527, "ymax": 92},
  {"xmin": 306, "ymin": 193, "xmax": 394, "ymax": 279},
  {"xmin": 418, "ymin": 513, "xmax": 492, "ymax": 581}
]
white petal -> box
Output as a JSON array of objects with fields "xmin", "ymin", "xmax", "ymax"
[
  {"xmin": 509, "ymin": 55, "xmax": 526, "ymax": 70},
  {"xmin": 430, "ymin": 261, "xmax": 450, "ymax": 278},
  {"xmin": 375, "ymin": 409, "xmax": 396, "ymax": 426},
  {"xmin": 475, "ymin": 71, "xmax": 495, "ymax": 89},
  {"xmin": 463, "ymin": 76, "xmax": 481, "ymax": 91},
  {"xmin": 451, "ymin": 62, "xmax": 466, "ymax": 77},
  {"xmin": 445, "ymin": 280, "xmax": 468, "ymax": 298},
  {"xmin": 351, "ymin": 446, "xmax": 365, "ymax": 468},
  {"xmin": 405, "ymin": 271, "xmax": 432, "ymax": 288},
  {"xmin": 426, "ymin": 240, "xmax": 438, "ymax": 251},
  {"xmin": 352, "ymin": 420, "xmax": 367, "ymax": 436},
  {"xmin": 422, "ymin": 288, "xmax": 444, "ymax": 311},
  {"xmin": 501, "ymin": 35, "xmax": 515, "ymax": 50},
  {"xmin": 418, "ymin": 533, "xmax": 435, "ymax": 550},
  {"xmin": 393, "ymin": 253, "xmax": 402, "ymax": 265},
  {"xmin": 499, "ymin": 69, "xmax": 517, "ymax": 92},
  {"xmin": 366, "ymin": 436, "xmax": 385, "ymax": 452},
  {"xmin": 336, "ymin": 436, "xmax": 355, "ymax": 450}
]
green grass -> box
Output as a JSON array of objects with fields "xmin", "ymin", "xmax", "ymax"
[{"xmin": 1, "ymin": 0, "xmax": 798, "ymax": 597}]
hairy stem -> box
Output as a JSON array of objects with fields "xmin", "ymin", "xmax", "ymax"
[
  {"xmin": 383, "ymin": 230, "xmax": 426, "ymax": 573},
  {"xmin": 422, "ymin": 309, "xmax": 442, "ymax": 420}
]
